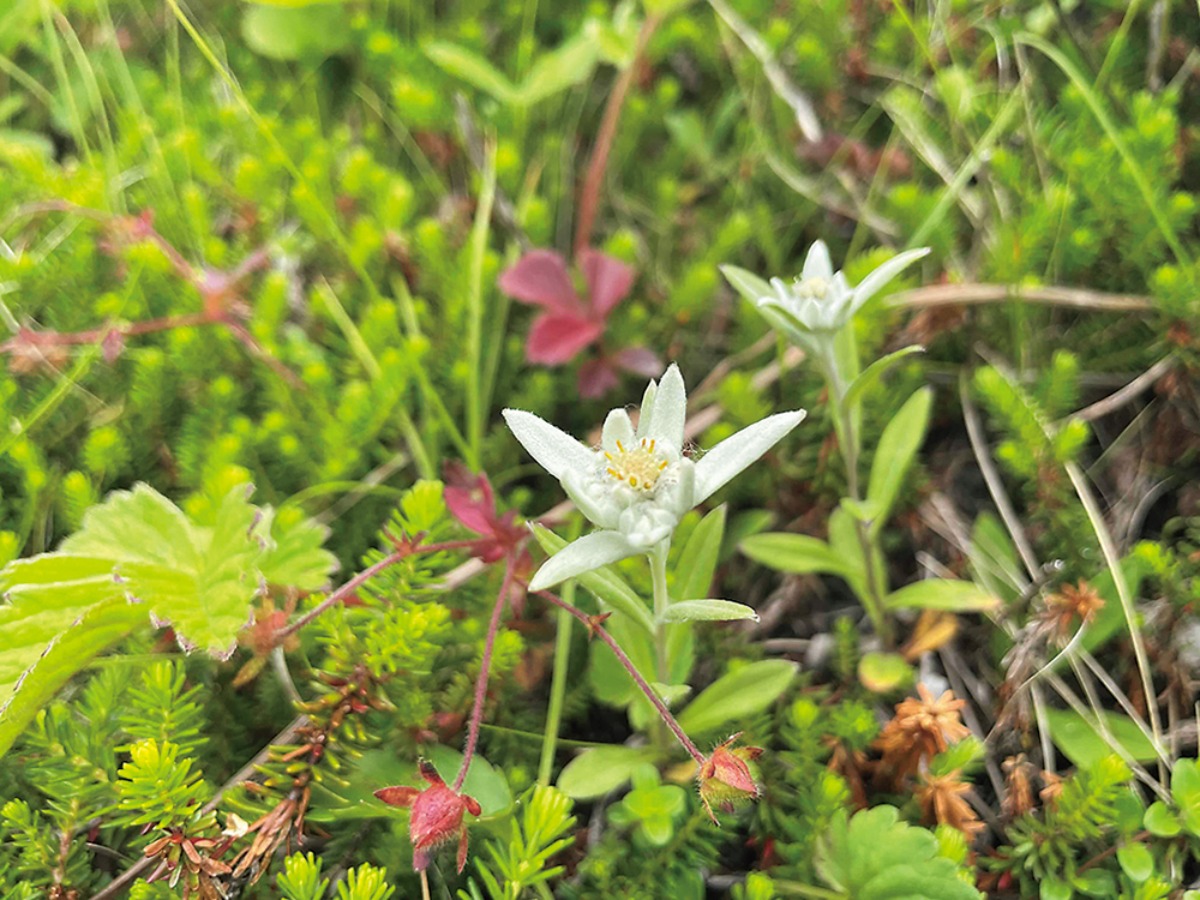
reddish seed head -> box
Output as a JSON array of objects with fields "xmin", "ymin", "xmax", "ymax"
[
  {"xmin": 697, "ymin": 733, "xmax": 764, "ymax": 823},
  {"xmin": 374, "ymin": 760, "xmax": 482, "ymax": 872}
]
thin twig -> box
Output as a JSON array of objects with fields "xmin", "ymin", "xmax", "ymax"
[
  {"xmin": 888, "ymin": 282, "xmax": 1153, "ymax": 313},
  {"xmin": 573, "ymin": 16, "xmax": 660, "ymax": 260},
  {"xmin": 1073, "ymin": 355, "xmax": 1174, "ymax": 422}
]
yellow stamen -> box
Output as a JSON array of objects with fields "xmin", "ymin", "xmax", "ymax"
[{"xmin": 605, "ymin": 436, "xmax": 669, "ymax": 493}]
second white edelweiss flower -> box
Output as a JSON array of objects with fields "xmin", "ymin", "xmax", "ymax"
[
  {"xmin": 752, "ymin": 240, "xmax": 930, "ymax": 344},
  {"xmin": 503, "ymin": 364, "xmax": 805, "ymax": 591}
]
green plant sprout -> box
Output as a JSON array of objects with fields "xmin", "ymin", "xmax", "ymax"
[{"xmin": 725, "ymin": 243, "xmax": 996, "ymax": 681}]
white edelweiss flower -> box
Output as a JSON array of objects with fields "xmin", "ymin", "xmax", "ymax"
[
  {"xmin": 754, "ymin": 241, "xmax": 930, "ymax": 343},
  {"xmin": 503, "ymin": 364, "xmax": 805, "ymax": 591}
]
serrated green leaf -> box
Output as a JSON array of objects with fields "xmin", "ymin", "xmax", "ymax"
[
  {"xmin": 674, "ymin": 506, "xmax": 725, "ymax": 602},
  {"xmin": 842, "ymin": 345, "xmax": 925, "ymax": 415},
  {"xmin": 425, "ymin": 41, "xmax": 517, "ymax": 104},
  {"xmin": 557, "ymin": 746, "xmax": 659, "ymax": 799},
  {"xmin": 256, "ymin": 506, "xmax": 338, "ymax": 591},
  {"xmin": 740, "ymin": 531, "xmax": 854, "ymax": 579},
  {"xmin": 883, "ymin": 579, "xmax": 998, "ymax": 612},
  {"xmin": 815, "ymin": 806, "xmax": 982, "ymax": 900},
  {"xmin": 677, "ymin": 659, "xmax": 796, "ymax": 734},
  {"xmin": 659, "ymin": 599, "xmax": 758, "ymax": 624},
  {"xmin": 531, "ymin": 525, "xmax": 654, "ymax": 634},
  {"xmin": 867, "ymin": 387, "xmax": 932, "ymax": 528},
  {"xmin": 0, "ymin": 483, "xmax": 333, "ymax": 759}
]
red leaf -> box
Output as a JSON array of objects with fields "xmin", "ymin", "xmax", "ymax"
[
  {"xmin": 577, "ymin": 358, "xmax": 620, "ymax": 398},
  {"xmin": 498, "ymin": 250, "xmax": 583, "ymax": 314},
  {"xmin": 580, "ymin": 250, "xmax": 634, "ymax": 318},
  {"xmin": 612, "ymin": 346, "xmax": 664, "ymax": 378},
  {"xmin": 525, "ymin": 313, "xmax": 603, "ymax": 365},
  {"xmin": 374, "ymin": 786, "xmax": 420, "ymax": 808}
]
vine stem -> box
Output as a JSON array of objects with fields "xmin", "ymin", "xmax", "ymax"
[
  {"xmin": 535, "ymin": 589, "xmax": 705, "ymax": 765},
  {"xmin": 454, "ymin": 559, "xmax": 517, "ymax": 792}
]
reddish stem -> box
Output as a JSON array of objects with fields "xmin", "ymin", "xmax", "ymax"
[
  {"xmin": 275, "ymin": 538, "xmax": 484, "ymax": 641},
  {"xmin": 535, "ymin": 589, "xmax": 705, "ymax": 765},
  {"xmin": 571, "ymin": 17, "xmax": 661, "ymax": 261},
  {"xmin": 454, "ymin": 559, "xmax": 517, "ymax": 791}
]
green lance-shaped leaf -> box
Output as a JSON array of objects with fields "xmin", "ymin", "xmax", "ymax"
[
  {"xmin": 866, "ymin": 386, "xmax": 933, "ymax": 530},
  {"xmin": 658, "ymin": 599, "xmax": 758, "ymax": 624},
  {"xmin": 677, "ymin": 659, "xmax": 797, "ymax": 734}
]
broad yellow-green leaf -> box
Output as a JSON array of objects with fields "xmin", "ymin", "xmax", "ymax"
[{"xmin": 0, "ymin": 483, "xmax": 335, "ymax": 759}]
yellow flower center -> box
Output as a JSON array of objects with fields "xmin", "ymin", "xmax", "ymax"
[
  {"xmin": 605, "ymin": 438, "xmax": 669, "ymax": 493},
  {"xmin": 798, "ymin": 276, "xmax": 829, "ymax": 299}
]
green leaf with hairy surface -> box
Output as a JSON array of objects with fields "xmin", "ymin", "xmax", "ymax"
[
  {"xmin": 532, "ymin": 525, "xmax": 654, "ymax": 634},
  {"xmin": 677, "ymin": 659, "xmax": 797, "ymax": 734},
  {"xmin": 719, "ymin": 264, "xmax": 773, "ymax": 306},
  {"xmin": 658, "ymin": 599, "xmax": 758, "ymax": 624},
  {"xmin": 815, "ymin": 805, "xmax": 983, "ymax": 900},
  {"xmin": 0, "ymin": 483, "xmax": 331, "ymax": 758},
  {"xmin": 557, "ymin": 746, "xmax": 659, "ymax": 800},
  {"xmin": 883, "ymin": 579, "xmax": 998, "ymax": 612},
  {"xmin": 674, "ymin": 506, "xmax": 725, "ymax": 602},
  {"xmin": 740, "ymin": 532, "xmax": 855, "ymax": 580},
  {"xmin": 866, "ymin": 387, "xmax": 932, "ymax": 529},
  {"xmin": 1043, "ymin": 708, "xmax": 1158, "ymax": 768},
  {"xmin": 425, "ymin": 42, "xmax": 517, "ymax": 104},
  {"xmin": 842, "ymin": 346, "xmax": 926, "ymax": 416}
]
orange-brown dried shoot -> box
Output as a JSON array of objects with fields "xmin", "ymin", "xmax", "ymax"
[
  {"xmin": 876, "ymin": 685, "xmax": 971, "ymax": 776},
  {"xmin": 916, "ymin": 770, "xmax": 984, "ymax": 839},
  {"xmin": 1041, "ymin": 581, "xmax": 1104, "ymax": 641}
]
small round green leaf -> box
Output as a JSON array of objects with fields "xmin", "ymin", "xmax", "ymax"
[
  {"xmin": 1116, "ymin": 843, "xmax": 1153, "ymax": 882},
  {"xmin": 858, "ymin": 651, "xmax": 914, "ymax": 693}
]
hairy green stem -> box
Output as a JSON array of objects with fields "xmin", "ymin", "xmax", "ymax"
[
  {"xmin": 538, "ymin": 582, "xmax": 575, "ymax": 786},
  {"xmin": 823, "ymin": 350, "xmax": 892, "ymax": 645}
]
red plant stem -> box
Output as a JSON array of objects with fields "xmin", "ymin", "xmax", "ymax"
[
  {"xmin": 571, "ymin": 16, "xmax": 661, "ymax": 261},
  {"xmin": 453, "ymin": 559, "xmax": 517, "ymax": 791},
  {"xmin": 535, "ymin": 589, "xmax": 705, "ymax": 765},
  {"xmin": 274, "ymin": 539, "xmax": 481, "ymax": 640}
]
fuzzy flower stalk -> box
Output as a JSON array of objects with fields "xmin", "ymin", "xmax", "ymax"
[
  {"xmin": 537, "ymin": 588, "xmax": 765, "ymax": 824},
  {"xmin": 503, "ymin": 363, "xmax": 805, "ymax": 591}
]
